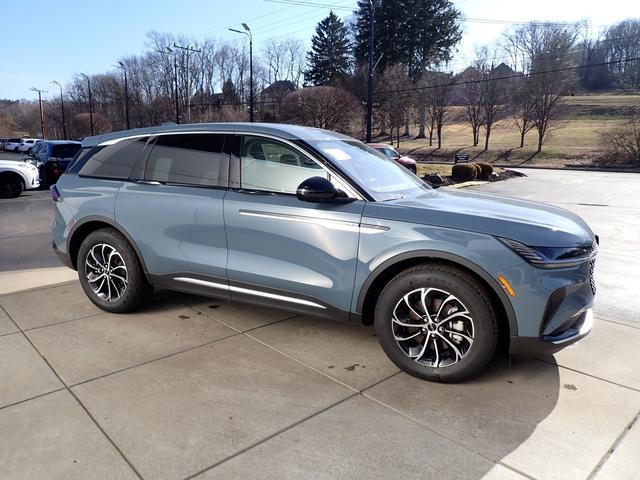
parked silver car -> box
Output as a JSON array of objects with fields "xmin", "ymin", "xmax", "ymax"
[{"xmin": 51, "ymin": 123, "xmax": 597, "ymax": 382}]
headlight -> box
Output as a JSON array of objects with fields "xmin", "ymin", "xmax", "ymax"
[{"xmin": 499, "ymin": 237, "xmax": 597, "ymax": 269}]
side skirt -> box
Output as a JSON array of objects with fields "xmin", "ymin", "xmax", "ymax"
[{"xmin": 149, "ymin": 273, "xmax": 352, "ymax": 323}]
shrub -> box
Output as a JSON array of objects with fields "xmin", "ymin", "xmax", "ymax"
[
  {"xmin": 452, "ymin": 163, "xmax": 477, "ymax": 181},
  {"xmin": 476, "ymin": 162, "xmax": 494, "ymax": 179}
]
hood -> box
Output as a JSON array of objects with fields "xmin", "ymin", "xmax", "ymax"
[
  {"xmin": 364, "ymin": 188, "xmax": 594, "ymax": 247},
  {"xmin": 396, "ymin": 155, "xmax": 416, "ymax": 166}
]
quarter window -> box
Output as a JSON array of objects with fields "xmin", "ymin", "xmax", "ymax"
[
  {"xmin": 240, "ymin": 135, "xmax": 326, "ymax": 194},
  {"xmin": 145, "ymin": 134, "xmax": 228, "ymax": 187},
  {"xmin": 78, "ymin": 137, "xmax": 148, "ymax": 179}
]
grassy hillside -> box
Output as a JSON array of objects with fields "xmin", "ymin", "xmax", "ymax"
[{"xmin": 392, "ymin": 93, "xmax": 640, "ymax": 167}]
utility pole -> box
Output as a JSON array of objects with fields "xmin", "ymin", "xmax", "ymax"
[
  {"xmin": 51, "ymin": 81, "xmax": 66, "ymax": 139},
  {"xmin": 158, "ymin": 47, "xmax": 180, "ymax": 123},
  {"xmin": 173, "ymin": 43, "xmax": 201, "ymax": 123},
  {"xmin": 229, "ymin": 23, "xmax": 254, "ymax": 122},
  {"xmin": 30, "ymin": 87, "xmax": 47, "ymax": 139},
  {"xmin": 366, "ymin": 0, "xmax": 375, "ymax": 143},
  {"xmin": 80, "ymin": 73, "xmax": 94, "ymax": 136},
  {"xmin": 114, "ymin": 62, "xmax": 130, "ymax": 129}
]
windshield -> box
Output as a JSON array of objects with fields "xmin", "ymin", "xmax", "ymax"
[
  {"xmin": 52, "ymin": 143, "xmax": 82, "ymax": 158},
  {"xmin": 308, "ymin": 139, "xmax": 429, "ymax": 201},
  {"xmin": 376, "ymin": 147, "xmax": 400, "ymax": 158}
]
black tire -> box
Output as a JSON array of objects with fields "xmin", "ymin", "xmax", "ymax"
[
  {"xmin": 0, "ymin": 173, "xmax": 24, "ymax": 198},
  {"xmin": 374, "ymin": 263, "xmax": 498, "ymax": 383},
  {"xmin": 77, "ymin": 228, "xmax": 152, "ymax": 313}
]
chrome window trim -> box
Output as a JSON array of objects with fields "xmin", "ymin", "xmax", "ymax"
[{"xmin": 97, "ymin": 130, "xmax": 364, "ymax": 201}]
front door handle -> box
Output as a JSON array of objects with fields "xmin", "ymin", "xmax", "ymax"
[{"xmin": 137, "ymin": 180, "xmax": 162, "ymax": 186}]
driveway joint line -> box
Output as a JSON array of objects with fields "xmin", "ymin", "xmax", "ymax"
[
  {"xmin": 182, "ymin": 393, "xmax": 359, "ymax": 480},
  {"xmin": 19, "ymin": 312, "xmax": 108, "ymax": 333},
  {"xmin": 596, "ymin": 316, "xmax": 640, "ymax": 330},
  {"xmin": 534, "ymin": 357, "xmax": 640, "ymax": 393},
  {"xmin": 0, "ymin": 279, "xmax": 79, "ymax": 298},
  {"xmin": 0, "ymin": 304, "xmax": 145, "ymax": 480},
  {"xmin": 586, "ymin": 410, "xmax": 640, "ymax": 480},
  {"xmin": 0, "ymin": 387, "xmax": 66, "ymax": 412},
  {"xmin": 360, "ymin": 390, "xmax": 538, "ymax": 480},
  {"xmin": 178, "ymin": 297, "xmax": 299, "ymax": 333},
  {"xmin": 69, "ymin": 331, "xmax": 242, "ymax": 388}
]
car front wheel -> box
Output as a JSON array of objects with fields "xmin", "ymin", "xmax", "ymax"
[
  {"xmin": 0, "ymin": 173, "xmax": 24, "ymax": 198},
  {"xmin": 78, "ymin": 228, "xmax": 151, "ymax": 313},
  {"xmin": 374, "ymin": 263, "xmax": 498, "ymax": 383}
]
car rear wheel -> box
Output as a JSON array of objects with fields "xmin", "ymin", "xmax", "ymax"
[
  {"xmin": 78, "ymin": 228, "xmax": 151, "ymax": 313},
  {"xmin": 374, "ymin": 263, "xmax": 498, "ymax": 383},
  {"xmin": 0, "ymin": 173, "xmax": 24, "ymax": 198}
]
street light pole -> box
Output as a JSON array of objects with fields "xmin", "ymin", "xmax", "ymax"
[
  {"xmin": 51, "ymin": 81, "xmax": 66, "ymax": 139},
  {"xmin": 30, "ymin": 87, "xmax": 47, "ymax": 140},
  {"xmin": 115, "ymin": 62, "xmax": 130, "ymax": 129},
  {"xmin": 80, "ymin": 73, "xmax": 94, "ymax": 136},
  {"xmin": 366, "ymin": 0, "xmax": 375, "ymax": 143},
  {"xmin": 173, "ymin": 43, "xmax": 202, "ymax": 123},
  {"xmin": 230, "ymin": 24, "xmax": 253, "ymax": 122}
]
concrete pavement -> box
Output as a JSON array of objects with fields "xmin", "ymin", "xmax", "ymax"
[{"xmin": 0, "ymin": 168, "xmax": 639, "ymax": 479}]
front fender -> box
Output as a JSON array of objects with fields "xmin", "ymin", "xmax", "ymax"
[{"xmin": 352, "ymin": 217, "xmax": 525, "ymax": 335}]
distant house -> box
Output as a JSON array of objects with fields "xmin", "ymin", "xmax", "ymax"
[
  {"xmin": 258, "ymin": 80, "xmax": 297, "ymax": 121},
  {"xmin": 491, "ymin": 62, "xmax": 517, "ymax": 77}
]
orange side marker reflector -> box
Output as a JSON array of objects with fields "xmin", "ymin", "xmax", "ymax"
[{"xmin": 498, "ymin": 275, "xmax": 517, "ymax": 297}]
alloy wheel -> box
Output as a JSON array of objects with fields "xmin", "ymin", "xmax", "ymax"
[
  {"xmin": 85, "ymin": 243, "xmax": 128, "ymax": 301},
  {"xmin": 392, "ymin": 287, "xmax": 474, "ymax": 368}
]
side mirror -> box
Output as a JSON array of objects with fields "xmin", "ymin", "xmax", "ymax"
[{"xmin": 296, "ymin": 176, "xmax": 352, "ymax": 203}]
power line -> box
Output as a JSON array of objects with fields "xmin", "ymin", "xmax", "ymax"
[{"xmin": 376, "ymin": 55, "xmax": 640, "ymax": 98}]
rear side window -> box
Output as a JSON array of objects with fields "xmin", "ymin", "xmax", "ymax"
[
  {"xmin": 78, "ymin": 137, "xmax": 148, "ymax": 179},
  {"xmin": 145, "ymin": 134, "xmax": 228, "ymax": 188},
  {"xmin": 52, "ymin": 143, "xmax": 82, "ymax": 159}
]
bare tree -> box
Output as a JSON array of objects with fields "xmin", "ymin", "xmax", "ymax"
[
  {"xmin": 379, "ymin": 65, "xmax": 411, "ymax": 147},
  {"xmin": 461, "ymin": 66, "xmax": 484, "ymax": 146},
  {"xmin": 280, "ymin": 86, "xmax": 363, "ymax": 135},
  {"xmin": 424, "ymin": 70, "xmax": 453, "ymax": 149},
  {"xmin": 599, "ymin": 109, "xmax": 640, "ymax": 164},
  {"xmin": 503, "ymin": 23, "xmax": 580, "ymax": 152}
]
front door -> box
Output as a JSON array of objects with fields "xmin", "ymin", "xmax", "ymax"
[{"xmin": 224, "ymin": 135, "xmax": 365, "ymax": 319}]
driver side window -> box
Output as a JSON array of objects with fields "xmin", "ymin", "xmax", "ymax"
[{"xmin": 240, "ymin": 136, "xmax": 327, "ymax": 194}]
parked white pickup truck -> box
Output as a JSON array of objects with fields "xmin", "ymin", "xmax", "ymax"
[{"xmin": 0, "ymin": 159, "xmax": 40, "ymax": 197}]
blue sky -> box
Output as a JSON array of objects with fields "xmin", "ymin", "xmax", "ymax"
[{"xmin": 1, "ymin": 0, "xmax": 635, "ymax": 101}]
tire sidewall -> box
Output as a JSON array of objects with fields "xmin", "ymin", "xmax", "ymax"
[{"xmin": 374, "ymin": 267, "xmax": 496, "ymax": 383}]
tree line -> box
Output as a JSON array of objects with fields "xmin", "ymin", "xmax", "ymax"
[{"xmin": 1, "ymin": 0, "xmax": 638, "ymax": 155}]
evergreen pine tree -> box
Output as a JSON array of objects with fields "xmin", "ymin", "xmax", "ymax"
[
  {"xmin": 305, "ymin": 11, "xmax": 351, "ymax": 86},
  {"xmin": 352, "ymin": 0, "xmax": 462, "ymax": 77}
]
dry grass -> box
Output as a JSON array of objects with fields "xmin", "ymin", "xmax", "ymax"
[{"xmin": 385, "ymin": 93, "xmax": 640, "ymax": 167}]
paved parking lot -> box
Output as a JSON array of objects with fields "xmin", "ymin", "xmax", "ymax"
[{"xmin": 0, "ymin": 168, "xmax": 639, "ymax": 479}]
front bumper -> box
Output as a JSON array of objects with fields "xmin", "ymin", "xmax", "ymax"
[{"xmin": 510, "ymin": 308, "xmax": 593, "ymax": 356}]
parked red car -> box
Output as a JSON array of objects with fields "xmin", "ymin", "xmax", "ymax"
[{"xmin": 368, "ymin": 143, "xmax": 417, "ymax": 174}]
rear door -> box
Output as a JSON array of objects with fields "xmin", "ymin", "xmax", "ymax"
[
  {"xmin": 115, "ymin": 133, "xmax": 231, "ymax": 297},
  {"xmin": 223, "ymin": 134, "xmax": 365, "ymax": 318}
]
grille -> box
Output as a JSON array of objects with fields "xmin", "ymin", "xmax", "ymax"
[{"xmin": 589, "ymin": 259, "xmax": 596, "ymax": 295}]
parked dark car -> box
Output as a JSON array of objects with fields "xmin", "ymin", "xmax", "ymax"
[
  {"xmin": 368, "ymin": 143, "xmax": 417, "ymax": 174},
  {"xmin": 29, "ymin": 140, "xmax": 82, "ymax": 187}
]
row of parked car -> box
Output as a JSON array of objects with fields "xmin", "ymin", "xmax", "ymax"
[
  {"xmin": 1, "ymin": 137, "xmax": 43, "ymax": 153},
  {"xmin": 0, "ymin": 139, "xmax": 82, "ymax": 198}
]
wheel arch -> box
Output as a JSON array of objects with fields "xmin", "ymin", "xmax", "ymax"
[
  {"xmin": 356, "ymin": 250, "xmax": 518, "ymax": 337},
  {"xmin": 67, "ymin": 216, "xmax": 151, "ymax": 282},
  {"xmin": 0, "ymin": 169, "xmax": 27, "ymax": 187}
]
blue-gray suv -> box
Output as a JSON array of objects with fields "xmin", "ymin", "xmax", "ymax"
[{"xmin": 52, "ymin": 123, "xmax": 597, "ymax": 382}]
